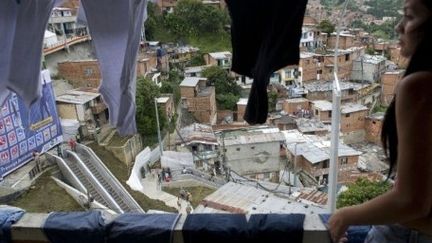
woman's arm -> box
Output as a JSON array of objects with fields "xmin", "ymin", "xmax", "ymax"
[{"xmin": 329, "ymin": 72, "xmax": 432, "ymax": 241}]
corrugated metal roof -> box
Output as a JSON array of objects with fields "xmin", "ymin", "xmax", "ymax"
[
  {"xmin": 304, "ymin": 81, "xmax": 367, "ymax": 92},
  {"xmin": 300, "ymin": 52, "xmax": 315, "ymax": 58},
  {"xmin": 355, "ymin": 54, "xmax": 386, "ymax": 64},
  {"xmin": 208, "ymin": 51, "xmax": 232, "ymax": 59},
  {"xmin": 157, "ymin": 97, "xmax": 170, "ymax": 103},
  {"xmin": 177, "ymin": 123, "xmax": 218, "ymax": 145},
  {"xmin": 180, "ymin": 77, "xmax": 207, "ymax": 87},
  {"xmin": 194, "ymin": 182, "xmax": 326, "ymax": 214},
  {"xmin": 312, "ymin": 100, "xmax": 332, "ymax": 111},
  {"xmin": 56, "ymin": 90, "xmax": 100, "ymax": 105},
  {"xmin": 367, "ymin": 112, "xmax": 384, "ymax": 120},
  {"xmin": 184, "ymin": 65, "xmax": 210, "ymax": 73},
  {"xmin": 341, "ymin": 103, "xmax": 368, "ymax": 114},
  {"xmin": 223, "ymin": 132, "xmax": 285, "ymax": 146},
  {"xmin": 285, "ymin": 98, "xmax": 309, "ymax": 103},
  {"xmin": 296, "ymin": 118, "xmax": 329, "ymax": 133},
  {"xmin": 286, "ymin": 137, "xmax": 362, "ymax": 164},
  {"xmin": 237, "ymin": 98, "xmax": 248, "ymax": 106}
]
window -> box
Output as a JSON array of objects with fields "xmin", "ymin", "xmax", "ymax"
[
  {"xmin": 328, "ymin": 111, "xmax": 332, "ymax": 118},
  {"xmin": 315, "ymin": 109, "xmax": 319, "ymax": 116},
  {"xmin": 84, "ymin": 68, "xmax": 93, "ymax": 77},
  {"xmin": 345, "ymin": 113, "xmax": 350, "ymax": 117},
  {"xmin": 322, "ymin": 159, "xmax": 329, "ymax": 168},
  {"xmin": 236, "ymin": 148, "xmax": 241, "ymax": 151},
  {"xmin": 340, "ymin": 157, "xmax": 348, "ymax": 165},
  {"xmin": 317, "ymin": 70, "xmax": 322, "ymax": 74},
  {"xmin": 345, "ymin": 54, "xmax": 350, "ymax": 61},
  {"xmin": 251, "ymin": 146, "xmax": 255, "ymax": 150}
]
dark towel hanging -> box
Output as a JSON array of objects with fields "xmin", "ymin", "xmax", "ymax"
[{"xmin": 226, "ymin": 0, "xmax": 309, "ymax": 124}]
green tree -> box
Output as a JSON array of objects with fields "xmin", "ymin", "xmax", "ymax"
[
  {"xmin": 337, "ymin": 178, "xmax": 391, "ymax": 208},
  {"xmin": 268, "ymin": 91, "xmax": 278, "ymax": 113},
  {"xmin": 135, "ymin": 76, "xmax": 167, "ymax": 137},
  {"xmin": 202, "ymin": 66, "xmax": 241, "ymax": 96},
  {"xmin": 188, "ymin": 52, "xmax": 206, "ymax": 66},
  {"xmin": 202, "ymin": 66, "xmax": 242, "ymax": 110},
  {"xmin": 145, "ymin": 2, "xmax": 165, "ymax": 40},
  {"xmin": 160, "ymin": 70, "xmax": 183, "ymax": 105},
  {"xmin": 318, "ymin": 20, "xmax": 335, "ymax": 34},
  {"xmin": 164, "ymin": 0, "xmax": 228, "ymax": 37},
  {"xmin": 216, "ymin": 93, "xmax": 239, "ymax": 110},
  {"xmin": 365, "ymin": 0, "xmax": 403, "ymax": 18}
]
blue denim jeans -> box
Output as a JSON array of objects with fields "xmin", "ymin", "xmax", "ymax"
[{"xmin": 365, "ymin": 225, "xmax": 432, "ymax": 243}]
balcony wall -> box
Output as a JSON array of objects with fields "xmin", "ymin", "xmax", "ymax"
[{"xmin": 11, "ymin": 213, "xmax": 332, "ymax": 243}]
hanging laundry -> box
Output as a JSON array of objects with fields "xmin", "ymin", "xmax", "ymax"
[
  {"xmin": 79, "ymin": 0, "xmax": 148, "ymax": 135},
  {"xmin": 0, "ymin": 0, "xmax": 55, "ymax": 108},
  {"xmin": 226, "ymin": 0, "xmax": 308, "ymax": 124}
]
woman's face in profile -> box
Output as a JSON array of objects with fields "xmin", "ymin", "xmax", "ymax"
[{"xmin": 395, "ymin": 0, "xmax": 431, "ymax": 57}]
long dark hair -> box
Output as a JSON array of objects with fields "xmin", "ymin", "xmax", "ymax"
[{"xmin": 381, "ymin": 0, "xmax": 432, "ymax": 177}]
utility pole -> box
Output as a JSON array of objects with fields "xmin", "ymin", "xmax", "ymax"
[
  {"xmin": 327, "ymin": 0, "xmax": 349, "ymax": 214},
  {"xmin": 154, "ymin": 98, "xmax": 163, "ymax": 156}
]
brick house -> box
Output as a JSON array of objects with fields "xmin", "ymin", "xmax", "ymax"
[
  {"xmin": 340, "ymin": 103, "xmax": 369, "ymax": 133},
  {"xmin": 283, "ymin": 98, "xmax": 310, "ymax": 115},
  {"xmin": 55, "ymin": 88, "xmax": 108, "ymax": 139},
  {"xmin": 381, "ymin": 70, "xmax": 404, "ymax": 106},
  {"xmin": 268, "ymin": 115, "xmax": 297, "ymax": 131},
  {"xmin": 388, "ymin": 46, "xmax": 409, "ymax": 68},
  {"xmin": 58, "ymin": 56, "xmax": 161, "ymax": 88},
  {"xmin": 136, "ymin": 55, "xmax": 158, "ymax": 77},
  {"xmin": 156, "ymin": 0, "xmax": 178, "ymax": 13},
  {"xmin": 236, "ymin": 98, "xmax": 248, "ymax": 122},
  {"xmin": 319, "ymin": 47, "xmax": 365, "ymax": 81},
  {"xmin": 203, "ymin": 52, "xmax": 232, "ymax": 70},
  {"xmin": 57, "ymin": 60, "xmax": 101, "ymax": 88},
  {"xmin": 157, "ymin": 94, "xmax": 175, "ymax": 121},
  {"xmin": 351, "ymin": 55, "xmax": 387, "ymax": 83},
  {"xmin": 295, "ymin": 118, "xmax": 329, "ymax": 136},
  {"xmin": 180, "ymin": 77, "xmax": 217, "ymax": 124},
  {"xmin": 286, "ymin": 135, "xmax": 362, "ymax": 185},
  {"xmin": 327, "ymin": 33, "xmax": 356, "ymax": 50},
  {"xmin": 299, "ymin": 52, "xmax": 319, "ymax": 83},
  {"xmin": 311, "ymin": 100, "xmax": 333, "ymax": 123},
  {"xmin": 218, "ymin": 127, "xmax": 286, "ymax": 181},
  {"xmin": 365, "ymin": 112, "xmax": 384, "ymax": 145},
  {"xmin": 304, "ymin": 81, "xmax": 364, "ymax": 103}
]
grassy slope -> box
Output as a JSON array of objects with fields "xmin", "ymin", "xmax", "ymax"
[
  {"xmin": 10, "ymin": 171, "xmax": 83, "ymax": 213},
  {"xmin": 163, "ymin": 186, "xmax": 216, "ymax": 208}
]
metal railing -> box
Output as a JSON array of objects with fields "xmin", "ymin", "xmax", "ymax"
[{"xmin": 76, "ymin": 144, "xmax": 145, "ymax": 213}]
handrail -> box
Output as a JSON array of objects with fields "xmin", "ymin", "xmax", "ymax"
[
  {"xmin": 66, "ymin": 150, "xmax": 124, "ymax": 213},
  {"xmin": 77, "ymin": 144, "xmax": 145, "ymax": 213},
  {"xmin": 46, "ymin": 153, "xmax": 87, "ymax": 194}
]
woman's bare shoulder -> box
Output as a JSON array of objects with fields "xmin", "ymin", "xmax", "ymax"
[{"xmin": 397, "ymin": 71, "xmax": 432, "ymax": 100}]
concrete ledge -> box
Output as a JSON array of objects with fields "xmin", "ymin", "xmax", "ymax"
[{"xmin": 11, "ymin": 213, "xmax": 331, "ymax": 243}]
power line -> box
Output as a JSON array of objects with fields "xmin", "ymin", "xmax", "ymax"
[{"xmin": 175, "ymin": 126, "xmax": 293, "ymax": 196}]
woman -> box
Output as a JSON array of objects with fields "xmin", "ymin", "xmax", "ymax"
[{"xmin": 329, "ymin": 0, "xmax": 432, "ymax": 242}]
